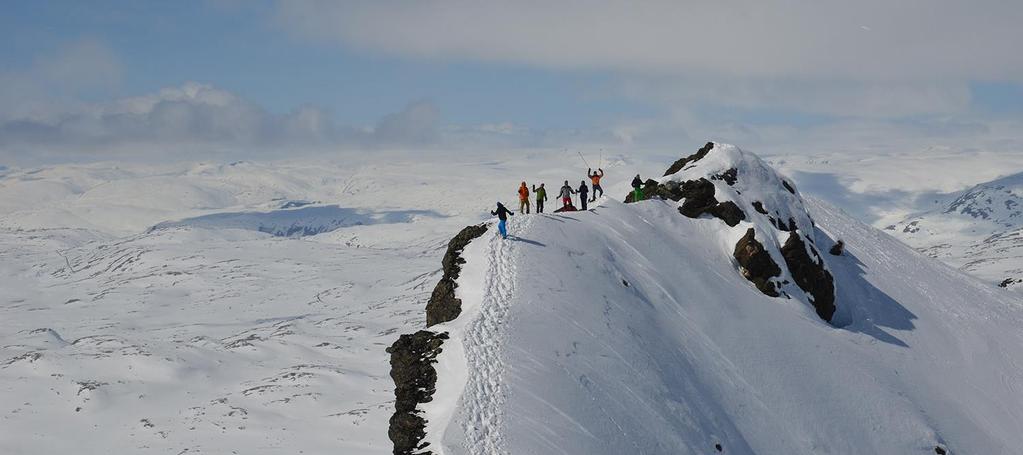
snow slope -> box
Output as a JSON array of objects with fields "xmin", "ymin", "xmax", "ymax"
[
  {"xmin": 422, "ymin": 146, "xmax": 1023, "ymax": 454},
  {"xmin": 887, "ymin": 171, "xmax": 1023, "ymax": 291}
]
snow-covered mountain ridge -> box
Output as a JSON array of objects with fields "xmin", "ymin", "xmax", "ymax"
[
  {"xmin": 389, "ymin": 143, "xmax": 1023, "ymax": 454},
  {"xmin": 888, "ymin": 171, "xmax": 1023, "ymax": 291}
]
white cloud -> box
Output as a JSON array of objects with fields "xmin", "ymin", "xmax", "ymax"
[
  {"xmin": 276, "ymin": 1, "xmax": 1023, "ymax": 82},
  {"xmin": 0, "ymin": 82, "xmax": 444, "ymax": 160}
]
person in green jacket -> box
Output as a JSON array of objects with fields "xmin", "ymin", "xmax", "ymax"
[{"xmin": 533, "ymin": 183, "xmax": 548, "ymax": 213}]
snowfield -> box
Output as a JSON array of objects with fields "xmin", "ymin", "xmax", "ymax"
[{"xmin": 1, "ymin": 145, "xmax": 1022, "ymax": 454}]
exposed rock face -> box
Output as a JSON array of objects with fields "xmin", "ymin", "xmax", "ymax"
[
  {"xmin": 626, "ymin": 176, "xmax": 747, "ymax": 227},
  {"xmin": 733, "ymin": 228, "xmax": 782, "ymax": 297},
  {"xmin": 386, "ymin": 330, "xmax": 449, "ymax": 455},
  {"xmin": 780, "ymin": 232, "xmax": 837, "ymax": 322},
  {"xmin": 709, "ymin": 201, "xmax": 745, "ymax": 227},
  {"xmin": 664, "ymin": 142, "xmax": 715, "ymax": 176},
  {"xmin": 425, "ymin": 224, "xmax": 488, "ymax": 327}
]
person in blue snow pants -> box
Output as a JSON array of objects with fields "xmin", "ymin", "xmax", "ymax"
[{"xmin": 492, "ymin": 202, "xmax": 514, "ymax": 239}]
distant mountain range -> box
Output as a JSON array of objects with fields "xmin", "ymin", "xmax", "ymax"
[{"xmin": 887, "ymin": 171, "xmax": 1023, "ymax": 291}]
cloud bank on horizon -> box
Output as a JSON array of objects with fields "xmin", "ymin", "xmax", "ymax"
[{"xmin": 1, "ymin": 1, "xmax": 1022, "ymax": 163}]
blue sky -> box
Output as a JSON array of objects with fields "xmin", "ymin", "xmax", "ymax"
[{"xmin": 1, "ymin": 1, "xmax": 1022, "ymax": 162}]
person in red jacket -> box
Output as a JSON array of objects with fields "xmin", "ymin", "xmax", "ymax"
[{"xmin": 517, "ymin": 182, "xmax": 531, "ymax": 214}]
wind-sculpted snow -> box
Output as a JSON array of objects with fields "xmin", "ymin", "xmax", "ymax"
[{"xmin": 422, "ymin": 198, "xmax": 1023, "ymax": 454}]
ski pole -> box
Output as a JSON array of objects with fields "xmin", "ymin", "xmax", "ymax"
[{"xmin": 577, "ymin": 150, "xmax": 591, "ymax": 168}]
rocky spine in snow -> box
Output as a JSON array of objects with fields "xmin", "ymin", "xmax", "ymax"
[
  {"xmin": 425, "ymin": 224, "xmax": 488, "ymax": 327},
  {"xmin": 780, "ymin": 232, "xmax": 837, "ymax": 321},
  {"xmin": 386, "ymin": 330, "xmax": 448, "ymax": 455},
  {"xmin": 388, "ymin": 223, "xmax": 487, "ymax": 454}
]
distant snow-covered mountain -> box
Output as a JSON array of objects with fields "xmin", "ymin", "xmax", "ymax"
[{"xmin": 887, "ymin": 171, "xmax": 1023, "ymax": 291}]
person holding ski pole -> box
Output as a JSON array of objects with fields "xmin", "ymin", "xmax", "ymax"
[
  {"xmin": 588, "ymin": 168, "xmax": 604, "ymax": 202},
  {"xmin": 533, "ymin": 183, "xmax": 548, "ymax": 213},
  {"xmin": 559, "ymin": 180, "xmax": 576, "ymax": 208},
  {"xmin": 578, "ymin": 180, "xmax": 589, "ymax": 210},
  {"xmin": 517, "ymin": 182, "xmax": 531, "ymax": 214},
  {"xmin": 631, "ymin": 174, "xmax": 644, "ymax": 201},
  {"xmin": 492, "ymin": 202, "xmax": 514, "ymax": 239}
]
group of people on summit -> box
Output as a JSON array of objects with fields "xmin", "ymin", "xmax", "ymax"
[{"xmin": 492, "ymin": 168, "xmax": 606, "ymax": 239}]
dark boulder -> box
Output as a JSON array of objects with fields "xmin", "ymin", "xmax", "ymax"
[
  {"xmin": 386, "ymin": 330, "xmax": 449, "ymax": 455},
  {"xmin": 554, "ymin": 204, "xmax": 578, "ymax": 213},
  {"xmin": 425, "ymin": 224, "xmax": 488, "ymax": 327},
  {"xmin": 677, "ymin": 179, "xmax": 718, "ymax": 216},
  {"xmin": 780, "ymin": 232, "xmax": 837, "ymax": 322},
  {"xmin": 708, "ymin": 201, "xmax": 746, "ymax": 227},
  {"xmin": 664, "ymin": 142, "xmax": 715, "ymax": 176},
  {"xmin": 668, "ymin": 178, "xmax": 747, "ymax": 227},
  {"xmin": 829, "ymin": 240, "xmax": 845, "ymax": 256},
  {"xmin": 733, "ymin": 228, "xmax": 782, "ymax": 297}
]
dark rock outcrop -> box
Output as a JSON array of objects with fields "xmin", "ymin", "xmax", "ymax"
[
  {"xmin": 708, "ymin": 201, "xmax": 746, "ymax": 227},
  {"xmin": 672, "ymin": 178, "xmax": 747, "ymax": 227},
  {"xmin": 664, "ymin": 142, "xmax": 715, "ymax": 176},
  {"xmin": 782, "ymin": 180, "xmax": 796, "ymax": 194},
  {"xmin": 733, "ymin": 228, "xmax": 782, "ymax": 297},
  {"xmin": 386, "ymin": 330, "xmax": 449, "ymax": 455},
  {"xmin": 780, "ymin": 232, "xmax": 836, "ymax": 322},
  {"xmin": 425, "ymin": 224, "xmax": 488, "ymax": 327},
  {"xmin": 752, "ymin": 201, "xmax": 769, "ymax": 214},
  {"xmin": 829, "ymin": 240, "xmax": 845, "ymax": 256},
  {"xmin": 712, "ymin": 168, "xmax": 738, "ymax": 186}
]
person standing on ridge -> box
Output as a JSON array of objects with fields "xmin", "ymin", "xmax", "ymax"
[
  {"xmin": 578, "ymin": 180, "xmax": 589, "ymax": 210},
  {"xmin": 492, "ymin": 202, "xmax": 514, "ymax": 239},
  {"xmin": 631, "ymin": 174, "xmax": 644, "ymax": 201},
  {"xmin": 559, "ymin": 180, "xmax": 576, "ymax": 209},
  {"xmin": 588, "ymin": 168, "xmax": 604, "ymax": 202},
  {"xmin": 533, "ymin": 183, "xmax": 548, "ymax": 213},
  {"xmin": 517, "ymin": 182, "xmax": 531, "ymax": 214}
]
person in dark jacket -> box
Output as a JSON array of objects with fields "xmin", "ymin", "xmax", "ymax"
[
  {"xmin": 631, "ymin": 174, "xmax": 644, "ymax": 201},
  {"xmin": 533, "ymin": 183, "xmax": 548, "ymax": 213},
  {"xmin": 491, "ymin": 202, "xmax": 514, "ymax": 239},
  {"xmin": 577, "ymin": 180, "xmax": 589, "ymax": 210}
]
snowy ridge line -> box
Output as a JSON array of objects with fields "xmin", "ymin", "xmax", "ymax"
[{"xmin": 459, "ymin": 216, "xmax": 527, "ymax": 454}]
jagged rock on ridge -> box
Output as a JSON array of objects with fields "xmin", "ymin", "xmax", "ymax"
[
  {"xmin": 664, "ymin": 141, "xmax": 715, "ymax": 176},
  {"xmin": 780, "ymin": 232, "xmax": 837, "ymax": 322},
  {"xmin": 733, "ymin": 228, "xmax": 782, "ymax": 297},
  {"xmin": 425, "ymin": 224, "xmax": 488, "ymax": 326},
  {"xmin": 386, "ymin": 330, "xmax": 449, "ymax": 455}
]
